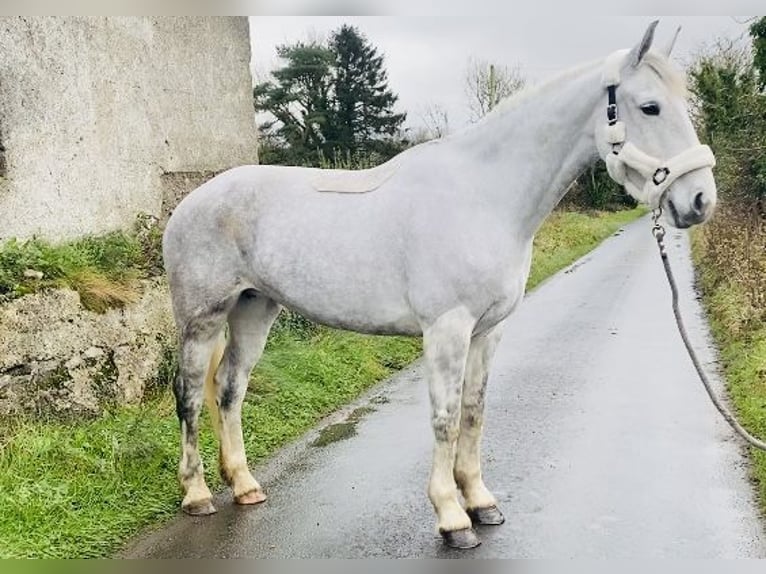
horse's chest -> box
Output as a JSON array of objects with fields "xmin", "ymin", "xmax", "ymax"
[
  {"xmin": 474, "ymin": 247, "xmax": 532, "ymax": 331},
  {"xmin": 475, "ymin": 292, "xmax": 523, "ymax": 332}
]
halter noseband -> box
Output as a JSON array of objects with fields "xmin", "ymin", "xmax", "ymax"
[{"xmin": 601, "ymin": 50, "xmax": 716, "ymax": 210}]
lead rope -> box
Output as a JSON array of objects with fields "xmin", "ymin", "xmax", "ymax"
[{"xmin": 651, "ymin": 209, "xmax": 766, "ymax": 452}]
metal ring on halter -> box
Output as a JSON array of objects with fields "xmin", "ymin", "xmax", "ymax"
[{"xmin": 652, "ymin": 167, "xmax": 670, "ymax": 186}]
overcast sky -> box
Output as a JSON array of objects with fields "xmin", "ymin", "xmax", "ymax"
[{"xmin": 249, "ymin": 17, "xmax": 753, "ymax": 131}]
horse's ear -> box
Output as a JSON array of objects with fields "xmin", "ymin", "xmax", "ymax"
[
  {"xmin": 663, "ymin": 25, "xmax": 682, "ymax": 58},
  {"xmin": 628, "ymin": 20, "xmax": 659, "ymax": 68}
]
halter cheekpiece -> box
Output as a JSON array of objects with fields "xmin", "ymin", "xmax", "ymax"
[{"xmin": 601, "ymin": 50, "xmax": 716, "ymax": 209}]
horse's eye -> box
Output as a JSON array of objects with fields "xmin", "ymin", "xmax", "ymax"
[{"xmin": 640, "ymin": 102, "xmax": 661, "ymax": 116}]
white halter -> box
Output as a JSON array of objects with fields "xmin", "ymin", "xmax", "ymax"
[{"xmin": 601, "ymin": 51, "xmax": 716, "ymax": 210}]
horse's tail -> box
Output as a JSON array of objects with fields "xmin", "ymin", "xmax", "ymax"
[{"xmin": 204, "ymin": 332, "xmax": 226, "ymax": 437}]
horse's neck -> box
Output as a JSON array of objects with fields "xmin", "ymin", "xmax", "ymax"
[{"xmin": 450, "ymin": 62, "xmax": 604, "ymax": 239}]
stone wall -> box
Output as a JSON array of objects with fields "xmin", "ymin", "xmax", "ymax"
[
  {"xmin": 0, "ymin": 17, "xmax": 258, "ymax": 241},
  {"xmin": 0, "ymin": 280, "xmax": 176, "ymax": 417}
]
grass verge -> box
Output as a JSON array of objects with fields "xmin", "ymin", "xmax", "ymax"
[
  {"xmin": 691, "ymin": 231, "xmax": 766, "ymax": 514},
  {"xmin": 0, "ymin": 216, "xmax": 162, "ymax": 312},
  {"xmin": 526, "ymin": 207, "xmax": 646, "ymax": 290},
  {"xmin": 0, "ymin": 207, "xmax": 644, "ymax": 558}
]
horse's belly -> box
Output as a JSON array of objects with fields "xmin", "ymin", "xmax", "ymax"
[
  {"xmin": 251, "ymin": 252, "xmax": 420, "ymax": 335},
  {"xmin": 270, "ymin": 287, "xmax": 421, "ymax": 336},
  {"xmin": 290, "ymin": 302, "xmax": 421, "ymax": 336}
]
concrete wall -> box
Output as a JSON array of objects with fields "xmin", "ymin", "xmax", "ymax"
[{"xmin": 0, "ymin": 17, "xmax": 258, "ymax": 241}]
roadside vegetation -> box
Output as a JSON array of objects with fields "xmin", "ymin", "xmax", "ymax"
[
  {"xmin": 0, "ymin": 216, "xmax": 162, "ymax": 313},
  {"xmin": 527, "ymin": 208, "xmax": 644, "ymax": 290},
  {"xmin": 0, "ymin": 206, "xmax": 643, "ymax": 558},
  {"xmin": 688, "ymin": 19, "xmax": 766, "ymax": 511}
]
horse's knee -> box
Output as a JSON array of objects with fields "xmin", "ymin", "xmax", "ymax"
[{"xmin": 432, "ymin": 410, "xmax": 461, "ymax": 443}]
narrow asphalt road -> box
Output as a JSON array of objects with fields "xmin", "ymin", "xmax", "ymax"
[{"xmin": 126, "ymin": 216, "xmax": 765, "ymax": 558}]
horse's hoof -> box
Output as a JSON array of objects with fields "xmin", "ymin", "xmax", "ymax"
[
  {"xmin": 467, "ymin": 505, "xmax": 505, "ymax": 526},
  {"xmin": 235, "ymin": 489, "xmax": 267, "ymax": 505},
  {"xmin": 182, "ymin": 498, "xmax": 217, "ymax": 516},
  {"xmin": 440, "ymin": 527, "xmax": 481, "ymax": 549}
]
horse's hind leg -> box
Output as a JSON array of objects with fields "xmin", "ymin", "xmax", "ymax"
[
  {"xmin": 454, "ymin": 322, "xmax": 505, "ymax": 526},
  {"xmin": 174, "ymin": 304, "xmax": 230, "ymax": 516},
  {"xmin": 423, "ymin": 307, "xmax": 477, "ymax": 549},
  {"xmin": 213, "ymin": 291, "xmax": 281, "ymax": 504}
]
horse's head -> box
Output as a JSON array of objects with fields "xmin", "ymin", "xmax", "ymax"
[{"xmin": 595, "ymin": 21, "xmax": 717, "ymax": 228}]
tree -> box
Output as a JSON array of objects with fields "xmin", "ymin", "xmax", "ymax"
[
  {"xmin": 689, "ymin": 39, "xmax": 760, "ymax": 143},
  {"xmin": 465, "ymin": 58, "xmax": 526, "ymax": 122},
  {"xmin": 254, "ymin": 25, "xmax": 406, "ymax": 166},
  {"xmin": 328, "ymin": 25, "xmax": 406, "ymax": 157},
  {"xmin": 750, "ymin": 16, "xmax": 766, "ymax": 89},
  {"xmin": 563, "ymin": 161, "xmax": 635, "ymax": 211},
  {"xmin": 688, "ymin": 39, "xmax": 766, "ymax": 205},
  {"xmin": 253, "ymin": 41, "xmax": 335, "ymax": 165}
]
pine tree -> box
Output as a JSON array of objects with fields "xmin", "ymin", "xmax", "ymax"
[
  {"xmin": 254, "ymin": 25, "xmax": 406, "ymax": 166},
  {"xmin": 328, "ymin": 25, "xmax": 406, "ymax": 157},
  {"xmin": 750, "ymin": 17, "xmax": 766, "ymax": 90},
  {"xmin": 253, "ymin": 41, "xmax": 334, "ymax": 165}
]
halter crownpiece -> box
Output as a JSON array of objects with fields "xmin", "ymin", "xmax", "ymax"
[{"xmin": 600, "ymin": 50, "xmax": 716, "ymax": 210}]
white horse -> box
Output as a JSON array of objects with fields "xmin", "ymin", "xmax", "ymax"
[{"xmin": 162, "ymin": 22, "xmax": 716, "ymax": 549}]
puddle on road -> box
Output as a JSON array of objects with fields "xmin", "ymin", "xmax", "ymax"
[{"xmin": 312, "ymin": 406, "xmax": 376, "ymax": 447}]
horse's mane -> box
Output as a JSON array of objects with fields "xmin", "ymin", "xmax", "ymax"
[
  {"xmin": 477, "ymin": 59, "xmax": 602, "ymax": 121},
  {"xmin": 476, "ymin": 49, "xmax": 686, "ymax": 125}
]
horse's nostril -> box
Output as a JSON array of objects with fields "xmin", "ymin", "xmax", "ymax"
[{"xmin": 694, "ymin": 191, "xmax": 706, "ymax": 214}]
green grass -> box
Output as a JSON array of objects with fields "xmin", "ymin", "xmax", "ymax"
[
  {"xmin": 0, "ymin": 207, "xmax": 644, "ymax": 558},
  {"xmin": 0, "ymin": 330, "xmax": 421, "ymax": 558},
  {"xmin": 0, "ymin": 216, "xmax": 162, "ymax": 312},
  {"xmin": 526, "ymin": 207, "xmax": 646, "ymax": 290},
  {"xmin": 691, "ymin": 234, "xmax": 766, "ymax": 514}
]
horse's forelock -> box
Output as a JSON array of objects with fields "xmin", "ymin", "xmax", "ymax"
[{"xmin": 642, "ymin": 51, "xmax": 688, "ymax": 98}]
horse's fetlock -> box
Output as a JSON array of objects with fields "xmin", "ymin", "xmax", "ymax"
[
  {"xmin": 179, "ymin": 459, "xmax": 203, "ymax": 484},
  {"xmin": 453, "ymin": 468, "xmax": 474, "ymax": 489},
  {"xmin": 219, "ymin": 463, "xmax": 234, "ymax": 486}
]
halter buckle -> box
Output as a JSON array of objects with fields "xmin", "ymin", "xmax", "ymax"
[{"xmin": 606, "ymin": 103, "xmax": 618, "ymax": 125}]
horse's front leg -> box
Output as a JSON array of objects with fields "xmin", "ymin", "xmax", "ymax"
[
  {"xmin": 423, "ymin": 307, "xmax": 478, "ymax": 549},
  {"xmin": 454, "ymin": 322, "xmax": 505, "ymax": 526}
]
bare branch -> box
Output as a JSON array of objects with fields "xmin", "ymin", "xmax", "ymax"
[
  {"xmin": 465, "ymin": 57, "xmax": 526, "ymax": 122},
  {"xmin": 417, "ymin": 103, "xmax": 450, "ymax": 141}
]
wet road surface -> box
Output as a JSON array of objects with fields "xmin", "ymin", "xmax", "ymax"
[{"xmin": 126, "ymin": 216, "xmax": 765, "ymax": 558}]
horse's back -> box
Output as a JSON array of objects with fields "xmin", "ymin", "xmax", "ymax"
[{"xmin": 163, "ymin": 162, "xmax": 423, "ymax": 334}]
